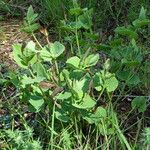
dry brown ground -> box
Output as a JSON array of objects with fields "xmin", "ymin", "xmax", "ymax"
[{"xmin": 0, "ymin": 19, "xmax": 30, "ymax": 68}]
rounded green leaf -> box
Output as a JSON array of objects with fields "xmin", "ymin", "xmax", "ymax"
[
  {"xmin": 66, "ymin": 56, "xmax": 80, "ymax": 69},
  {"xmin": 29, "ymin": 95, "xmax": 44, "ymax": 112},
  {"xmin": 32, "ymin": 62, "xmax": 48, "ymax": 79},
  {"xmin": 40, "ymin": 46, "xmax": 52, "ymax": 62},
  {"xmin": 50, "ymin": 41, "xmax": 65, "ymax": 58},
  {"xmin": 105, "ymin": 76, "xmax": 118, "ymax": 92},
  {"xmin": 131, "ymin": 97, "xmax": 147, "ymax": 112},
  {"xmin": 95, "ymin": 107, "xmax": 107, "ymax": 118},
  {"xmin": 84, "ymin": 54, "xmax": 99, "ymax": 68},
  {"xmin": 73, "ymin": 94, "xmax": 96, "ymax": 109}
]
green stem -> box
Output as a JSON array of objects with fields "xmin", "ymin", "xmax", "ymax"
[
  {"xmin": 120, "ymin": 108, "xmax": 134, "ymax": 126},
  {"xmin": 75, "ymin": 29, "xmax": 81, "ymax": 56},
  {"xmin": 115, "ymin": 124, "xmax": 132, "ymax": 150},
  {"xmin": 106, "ymin": 90, "xmax": 112, "ymax": 102},
  {"xmin": 101, "ymin": 119, "xmax": 109, "ymax": 150},
  {"xmin": 110, "ymin": 105, "xmax": 132, "ymax": 150},
  {"xmin": 75, "ymin": 17, "xmax": 81, "ymax": 56},
  {"xmin": 54, "ymin": 60, "xmax": 59, "ymax": 75},
  {"xmin": 29, "ymin": 68, "xmax": 35, "ymax": 77},
  {"xmin": 133, "ymin": 114, "xmax": 143, "ymax": 149},
  {"xmin": 50, "ymin": 102, "xmax": 56, "ymax": 150},
  {"xmin": 32, "ymin": 33, "xmax": 43, "ymax": 49},
  {"xmin": 97, "ymin": 88, "xmax": 105, "ymax": 101},
  {"xmin": 70, "ymin": 42, "xmax": 74, "ymax": 54}
]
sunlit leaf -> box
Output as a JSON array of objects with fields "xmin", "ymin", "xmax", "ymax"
[
  {"xmin": 32, "ymin": 62, "xmax": 48, "ymax": 79},
  {"xmin": 26, "ymin": 5, "xmax": 38, "ymax": 24},
  {"xmin": 73, "ymin": 94, "xmax": 96, "ymax": 109},
  {"xmin": 66, "ymin": 56, "xmax": 80, "ymax": 69},
  {"xmin": 105, "ymin": 76, "xmax": 118, "ymax": 92},
  {"xmin": 84, "ymin": 54, "xmax": 99, "ymax": 68},
  {"xmin": 93, "ymin": 72, "xmax": 103, "ymax": 91},
  {"xmin": 56, "ymin": 92, "xmax": 72, "ymax": 100},
  {"xmin": 12, "ymin": 44, "xmax": 28, "ymax": 68},
  {"xmin": 50, "ymin": 42, "xmax": 65, "ymax": 58}
]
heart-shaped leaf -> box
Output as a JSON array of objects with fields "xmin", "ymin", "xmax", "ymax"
[
  {"xmin": 29, "ymin": 95, "xmax": 44, "ymax": 112},
  {"xmin": 41, "ymin": 42, "xmax": 65, "ymax": 61}
]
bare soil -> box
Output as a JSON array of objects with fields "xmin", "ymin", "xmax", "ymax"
[{"xmin": 0, "ymin": 19, "xmax": 30, "ymax": 68}]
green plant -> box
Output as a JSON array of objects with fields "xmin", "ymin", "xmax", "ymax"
[
  {"xmin": 0, "ymin": 127, "xmax": 42, "ymax": 150},
  {"xmin": 10, "ymin": 5, "xmax": 135, "ymax": 150},
  {"xmin": 60, "ymin": 0, "xmax": 97, "ymax": 57},
  {"xmin": 21, "ymin": 5, "xmax": 39, "ymax": 34},
  {"xmin": 39, "ymin": 0, "xmax": 70, "ymax": 25},
  {"xmin": 1, "ymin": 3, "xmax": 149, "ymax": 150},
  {"xmin": 0, "ymin": 0, "xmax": 10, "ymax": 14},
  {"xmin": 138, "ymin": 128, "xmax": 150, "ymax": 150},
  {"xmin": 90, "ymin": 0, "xmax": 150, "ymax": 32},
  {"xmin": 98, "ymin": 7, "xmax": 150, "ymax": 98}
]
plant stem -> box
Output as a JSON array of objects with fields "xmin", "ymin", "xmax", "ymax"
[
  {"xmin": 50, "ymin": 102, "xmax": 56, "ymax": 150},
  {"xmin": 32, "ymin": 33, "xmax": 43, "ymax": 49},
  {"xmin": 75, "ymin": 16, "xmax": 81, "ymax": 56},
  {"xmin": 54, "ymin": 60, "xmax": 59, "ymax": 75},
  {"xmin": 75, "ymin": 29, "xmax": 81, "ymax": 56},
  {"xmin": 97, "ymin": 88, "xmax": 105, "ymax": 101},
  {"xmin": 110, "ymin": 107, "xmax": 132, "ymax": 150},
  {"xmin": 101, "ymin": 119, "xmax": 109, "ymax": 150},
  {"xmin": 133, "ymin": 114, "xmax": 143, "ymax": 149}
]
